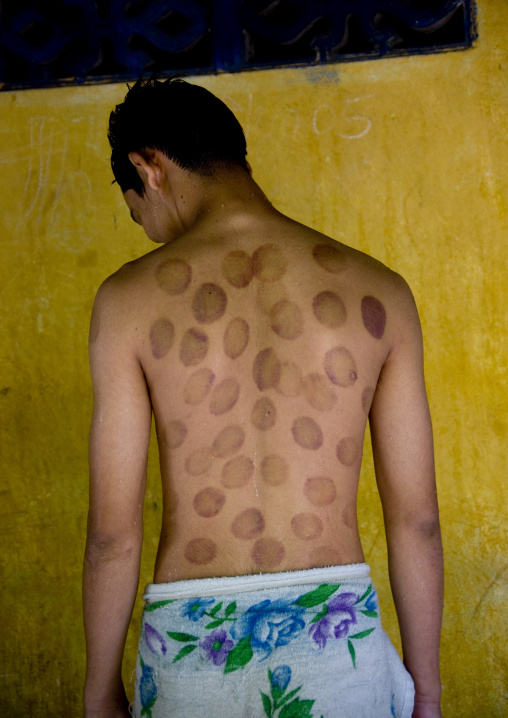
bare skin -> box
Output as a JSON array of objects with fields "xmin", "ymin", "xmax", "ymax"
[{"xmin": 83, "ymin": 150, "xmax": 443, "ymax": 718}]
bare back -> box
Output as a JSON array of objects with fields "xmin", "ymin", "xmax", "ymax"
[{"xmin": 95, "ymin": 210, "xmax": 402, "ymax": 582}]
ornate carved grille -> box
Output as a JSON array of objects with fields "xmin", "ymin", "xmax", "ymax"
[{"xmin": 0, "ymin": 0, "xmax": 477, "ymax": 91}]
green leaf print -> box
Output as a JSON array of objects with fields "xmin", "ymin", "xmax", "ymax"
[
  {"xmin": 310, "ymin": 604, "xmax": 329, "ymax": 624},
  {"xmin": 224, "ymin": 636, "xmax": 253, "ymax": 674},
  {"xmin": 144, "ymin": 599, "xmax": 175, "ymax": 612},
  {"xmin": 209, "ymin": 602, "xmax": 223, "ymax": 616},
  {"xmin": 355, "ymin": 584, "xmax": 373, "ymax": 605},
  {"xmin": 349, "ymin": 628, "xmax": 376, "ymax": 640},
  {"xmin": 261, "ymin": 691, "xmax": 273, "ymax": 717},
  {"xmin": 167, "ymin": 632, "xmax": 199, "ymax": 642},
  {"xmin": 277, "ymin": 687, "xmax": 302, "ymax": 709},
  {"xmin": 348, "ymin": 639, "xmax": 356, "ymax": 669},
  {"xmin": 172, "ymin": 644, "xmax": 197, "ymax": 663},
  {"xmin": 225, "ymin": 601, "xmax": 237, "ymax": 617},
  {"xmin": 360, "ymin": 609, "xmax": 378, "ymax": 618},
  {"xmin": 205, "ymin": 619, "xmax": 225, "ymax": 629},
  {"xmin": 294, "ymin": 584, "xmax": 340, "ymax": 608},
  {"xmin": 279, "ymin": 698, "xmax": 315, "ymax": 718}
]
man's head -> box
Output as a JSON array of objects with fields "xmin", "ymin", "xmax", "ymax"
[{"xmin": 108, "ymin": 77, "xmax": 249, "ymax": 196}]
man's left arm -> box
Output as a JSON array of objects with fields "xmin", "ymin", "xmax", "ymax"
[{"xmin": 83, "ymin": 278, "xmax": 152, "ymax": 718}]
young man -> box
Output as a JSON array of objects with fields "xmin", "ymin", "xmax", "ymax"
[{"xmin": 83, "ymin": 78, "xmax": 443, "ymax": 718}]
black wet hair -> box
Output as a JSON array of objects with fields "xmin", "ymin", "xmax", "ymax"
[{"xmin": 108, "ymin": 76, "xmax": 248, "ymax": 195}]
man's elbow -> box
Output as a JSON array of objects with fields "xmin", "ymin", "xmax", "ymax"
[{"xmin": 84, "ymin": 529, "xmax": 141, "ymax": 568}]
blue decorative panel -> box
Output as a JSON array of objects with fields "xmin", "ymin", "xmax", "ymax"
[{"xmin": 0, "ymin": 0, "xmax": 477, "ymax": 91}]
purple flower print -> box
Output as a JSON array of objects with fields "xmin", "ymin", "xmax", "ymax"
[
  {"xmin": 144, "ymin": 623, "xmax": 167, "ymax": 656},
  {"xmin": 181, "ymin": 597, "xmax": 215, "ymax": 622},
  {"xmin": 309, "ymin": 592, "xmax": 358, "ymax": 649},
  {"xmin": 199, "ymin": 629, "xmax": 234, "ymax": 666}
]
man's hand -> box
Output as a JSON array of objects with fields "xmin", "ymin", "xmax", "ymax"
[{"xmin": 412, "ymin": 699, "xmax": 442, "ymax": 718}]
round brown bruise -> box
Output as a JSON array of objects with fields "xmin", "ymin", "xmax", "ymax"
[
  {"xmin": 361, "ymin": 386, "xmax": 375, "ymax": 414},
  {"xmin": 209, "ymin": 377, "xmax": 240, "ymax": 415},
  {"xmin": 183, "ymin": 367, "xmax": 215, "ymax": 405},
  {"xmin": 251, "ymin": 538, "xmax": 285, "ymax": 569},
  {"xmin": 310, "ymin": 545, "xmax": 342, "ymax": 566},
  {"xmin": 312, "ymin": 291, "xmax": 347, "ymax": 329},
  {"xmin": 291, "ymin": 512, "xmax": 323, "ymax": 540},
  {"xmin": 276, "ymin": 361, "xmax": 302, "ymax": 398},
  {"xmin": 184, "ymin": 537, "xmax": 217, "ymax": 565},
  {"xmin": 323, "ymin": 346, "xmax": 358, "ymax": 387},
  {"xmin": 361, "ymin": 296, "xmax": 386, "ymax": 339},
  {"xmin": 302, "ymin": 373, "xmax": 337, "ymax": 412},
  {"xmin": 212, "ymin": 424, "xmax": 245, "ymax": 458},
  {"xmin": 223, "ymin": 317, "xmax": 249, "ymax": 359},
  {"xmin": 312, "ymin": 244, "xmax": 346, "ymax": 274},
  {"xmin": 291, "ymin": 417, "xmax": 323, "ymax": 450},
  {"xmin": 156, "ymin": 258, "xmax": 192, "ymax": 295},
  {"xmin": 150, "ymin": 318, "xmax": 175, "ymax": 359},
  {"xmin": 251, "ymin": 397, "xmax": 277, "ymax": 431},
  {"xmin": 231, "ymin": 508, "xmax": 265, "ymax": 539},
  {"xmin": 304, "ymin": 476, "xmax": 336, "ymax": 506},
  {"xmin": 253, "ymin": 348, "xmax": 281, "ymax": 391},
  {"xmin": 193, "ymin": 487, "xmax": 226, "ymax": 518},
  {"xmin": 256, "ymin": 282, "xmax": 287, "ymax": 314},
  {"xmin": 192, "ymin": 283, "xmax": 227, "ymax": 324},
  {"xmin": 269, "ymin": 299, "xmax": 304, "ymax": 340},
  {"xmin": 221, "ymin": 455, "xmax": 254, "ymax": 488},
  {"xmin": 179, "ymin": 328, "xmax": 209, "ymax": 366},
  {"xmin": 336, "ymin": 437, "xmax": 359, "ymax": 467},
  {"xmin": 165, "ymin": 420, "xmax": 187, "ymax": 449},
  {"xmin": 222, "ymin": 250, "xmax": 253, "ymax": 288},
  {"xmin": 260, "ymin": 454, "xmax": 289, "ymax": 486},
  {"xmin": 251, "ymin": 244, "xmax": 288, "ymax": 282},
  {"xmin": 185, "ymin": 447, "xmax": 214, "ymax": 476}
]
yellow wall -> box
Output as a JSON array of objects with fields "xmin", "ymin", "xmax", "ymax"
[{"xmin": 1, "ymin": 1, "xmax": 507, "ymax": 715}]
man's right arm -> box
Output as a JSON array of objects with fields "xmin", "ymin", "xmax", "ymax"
[{"xmin": 369, "ymin": 278, "xmax": 443, "ymax": 718}]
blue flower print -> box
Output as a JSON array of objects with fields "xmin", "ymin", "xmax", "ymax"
[
  {"xmin": 200, "ymin": 629, "xmax": 234, "ymax": 666},
  {"xmin": 181, "ymin": 597, "xmax": 215, "ymax": 622},
  {"xmin": 271, "ymin": 665, "xmax": 291, "ymax": 691},
  {"xmin": 365, "ymin": 591, "xmax": 377, "ymax": 612},
  {"xmin": 144, "ymin": 623, "xmax": 167, "ymax": 656},
  {"xmin": 231, "ymin": 599, "xmax": 305, "ymax": 659},
  {"xmin": 309, "ymin": 592, "xmax": 358, "ymax": 648},
  {"xmin": 139, "ymin": 664, "xmax": 157, "ymax": 708}
]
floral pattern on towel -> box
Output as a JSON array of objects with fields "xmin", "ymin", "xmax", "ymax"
[
  {"xmin": 144, "ymin": 582, "xmax": 378, "ymax": 676},
  {"xmin": 260, "ymin": 664, "xmax": 323, "ymax": 718}
]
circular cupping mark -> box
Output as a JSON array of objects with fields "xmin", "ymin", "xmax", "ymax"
[
  {"xmin": 231, "ymin": 508, "xmax": 265, "ymax": 539},
  {"xmin": 212, "ymin": 424, "xmax": 245, "ymax": 458},
  {"xmin": 223, "ymin": 317, "xmax": 249, "ymax": 359},
  {"xmin": 361, "ymin": 296, "xmax": 386, "ymax": 339},
  {"xmin": 291, "ymin": 512, "xmax": 323, "ymax": 540},
  {"xmin": 193, "ymin": 487, "xmax": 226, "ymax": 518},
  {"xmin": 304, "ymin": 476, "xmax": 336, "ymax": 506},
  {"xmin": 312, "ymin": 291, "xmax": 347, "ymax": 328},
  {"xmin": 251, "ymin": 244, "xmax": 288, "ymax": 282},
  {"xmin": 221, "ymin": 455, "xmax": 254, "ymax": 489},
  {"xmin": 291, "ymin": 417, "xmax": 323, "ymax": 450},
  {"xmin": 336, "ymin": 437, "xmax": 359, "ymax": 467},
  {"xmin": 312, "ymin": 244, "xmax": 346, "ymax": 274},
  {"xmin": 183, "ymin": 367, "xmax": 215, "ymax": 405},
  {"xmin": 150, "ymin": 318, "xmax": 175, "ymax": 359},
  {"xmin": 209, "ymin": 377, "xmax": 240, "ymax": 415},
  {"xmin": 156, "ymin": 258, "xmax": 192, "ymax": 295},
  {"xmin": 269, "ymin": 299, "xmax": 304, "ymax": 340},
  {"xmin": 323, "ymin": 346, "xmax": 357, "ymax": 387},
  {"xmin": 179, "ymin": 328, "xmax": 209, "ymax": 367},
  {"xmin": 165, "ymin": 420, "xmax": 188, "ymax": 449},
  {"xmin": 184, "ymin": 537, "xmax": 217, "ymax": 565},
  {"xmin": 222, "ymin": 250, "xmax": 253, "ymax": 288},
  {"xmin": 253, "ymin": 348, "xmax": 281, "ymax": 391},
  {"xmin": 251, "ymin": 538, "xmax": 285, "ymax": 569},
  {"xmin": 310, "ymin": 545, "xmax": 342, "ymax": 566},
  {"xmin": 302, "ymin": 373, "xmax": 337, "ymax": 412},
  {"xmin": 260, "ymin": 454, "xmax": 289, "ymax": 486},
  {"xmin": 192, "ymin": 283, "xmax": 227, "ymax": 324},
  {"xmin": 251, "ymin": 397, "xmax": 277, "ymax": 431}
]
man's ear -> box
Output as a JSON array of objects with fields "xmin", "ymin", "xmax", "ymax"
[{"xmin": 128, "ymin": 150, "xmax": 164, "ymax": 192}]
